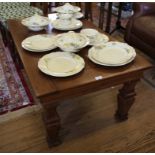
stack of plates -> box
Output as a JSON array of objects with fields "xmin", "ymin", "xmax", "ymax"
[
  {"xmin": 22, "ymin": 34, "xmax": 57, "ymax": 52},
  {"xmin": 53, "ymin": 3, "xmax": 83, "ymax": 20},
  {"xmin": 38, "ymin": 52, "xmax": 85, "ymax": 77},
  {"xmin": 57, "ymin": 12, "xmax": 83, "ymax": 20},
  {"xmin": 52, "ymin": 18, "xmax": 83, "ymax": 31},
  {"xmin": 88, "ymin": 41, "xmax": 136, "ymax": 66}
]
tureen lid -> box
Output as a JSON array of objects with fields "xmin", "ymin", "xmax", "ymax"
[{"xmin": 53, "ymin": 3, "xmax": 81, "ymax": 13}]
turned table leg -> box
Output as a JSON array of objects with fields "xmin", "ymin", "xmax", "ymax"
[
  {"xmin": 115, "ymin": 80, "xmax": 139, "ymax": 121},
  {"xmin": 42, "ymin": 102, "xmax": 61, "ymax": 147}
]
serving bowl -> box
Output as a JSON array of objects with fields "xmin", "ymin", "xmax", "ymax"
[
  {"xmin": 21, "ymin": 14, "xmax": 50, "ymax": 31},
  {"xmin": 56, "ymin": 31, "xmax": 89, "ymax": 52}
]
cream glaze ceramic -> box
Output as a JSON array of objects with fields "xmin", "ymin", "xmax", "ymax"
[
  {"xmin": 88, "ymin": 41, "xmax": 136, "ymax": 66},
  {"xmin": 55, "ymin": 31, "xmax": 89, "ymax": 52},
  {"xmin": 21, "ymin": 14, "xmax": 50, "ymax": 31},
  {"xmin": 51, "ymin": 18, "xmax": 83, "ymax": 31},
  {"xmin": 22, "ymin": 34, "xmax": 57, "ymax": 52},
  {"xmin": 80, "ymin": 28, "xmax": 109, "ymax": 46},
  {"xmin": 53, "ymin": 3, "xmax": 81, "ymax": 14},
  {"xmin": 38, "ymin": 52, "xmax": 85, "ymax": 77}
]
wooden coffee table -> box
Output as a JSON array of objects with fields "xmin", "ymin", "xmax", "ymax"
[{"xmin": 8, "ymin": 19, "xmax": 152, "ymax": 146}]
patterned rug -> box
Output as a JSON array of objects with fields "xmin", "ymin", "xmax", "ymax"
[{"xmin": 0, "ymin": 36, "xmax": 33, "ymax": 115}]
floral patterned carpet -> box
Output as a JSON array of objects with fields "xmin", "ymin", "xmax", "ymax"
[{"xmin": 0, "ymin": 36, "xmax": 33, "ymax": 114}]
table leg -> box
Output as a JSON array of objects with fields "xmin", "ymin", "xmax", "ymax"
[
  {"xmin": 7, "ymin": 32, "xmax": 24, "ymax": 69},
  {"xmin": 42, "ymin": 102, "xmax": 61, "ymax": 147},
  {"xmin": 0, "ymin": 21, "xmax": 7, "ymax": 46},
  {"xmin": 115, "ymin": 80, "xmax": 139, "ymax": 121}
]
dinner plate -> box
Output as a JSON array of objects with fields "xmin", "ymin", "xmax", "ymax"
[
  {"xmin": 80, "ymin": 28, "xmax": 109, "ymax": 46},
  {"xmin": 51, "ymin": 18, "xmax": 83, "ymax": 31},
  {"xmin": 88, "ymin": 41, "xmax": 136, "ymax": 66},
  {"xmin": 55, "ymin": 31, "xmax": 89, "ymax": 52},
  {"xmin": 53, "ymin": 3, "xmax": 81, "ymax": 14},
  {"xmin": 38, "ymin": 52, "xmax": 85, "ymax": 77},
  {"xmin": 22, "ymin": 34, "xmax": 57, "ymax": 52}
]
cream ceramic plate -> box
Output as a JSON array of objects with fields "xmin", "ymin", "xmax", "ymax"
[
  {"xmin": 56, "ymin": 31, "xmax": 89, "ymax": 52},
  {"xmin": 88, "ymin": 41, "xmax": 136, "ymax": 66},
  {"xmin": 27, "ymin": 26, "xmax": 44, "ymax": 31},
  {"xmin": 80, "ymin": 29, "xmax": 109, "ymax": 46},
  {"xmin": 73, "ymin": 12, "xmax": 84, "ymax": 19},
  {"xmin": 57, "ymin": 13, "xmax": 73, "ymax": 20},
  {"xmin": 52, "ymin": 18, "xmax": 83, "ymax": 31},
  {"xmin": 38, "ymin": 52, "xmax": 85, "ymax": 77},
  {"xmin": 53, "ymin": 3, "xmax": 81, "ymax": 14},
  {"xmin": 22, "ymin": 34, "xmax": 57, "ymax": 52}
]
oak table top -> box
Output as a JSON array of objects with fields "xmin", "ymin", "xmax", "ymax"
[
  {"xmin": 8, "ymin": 19, "xmax": 151, "ymax": 98},
  {"xmin": 8, "ymin": 19, "xmax": 153, "ymax": 146}
]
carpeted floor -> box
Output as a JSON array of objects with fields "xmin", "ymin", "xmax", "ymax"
[{"xmin": 0, "ymin": 35, "xmax": 33, "ymax": 114}]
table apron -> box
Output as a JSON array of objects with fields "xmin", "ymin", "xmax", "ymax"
[{"xmin": 39, "ymin": 70, "xmax": 143, "ymax": 104}]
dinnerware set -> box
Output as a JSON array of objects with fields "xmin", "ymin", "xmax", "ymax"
[
  {"xmin": 21, "ymin": 3, "xmax": 136, "ymax": 77},
  {"xmin": 51, "ymin": 3, "xmax": 83, "ymax": 31},
  {"xmin": 53, "ymin": 3, "xmax": 83, "ymax": 19}
]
